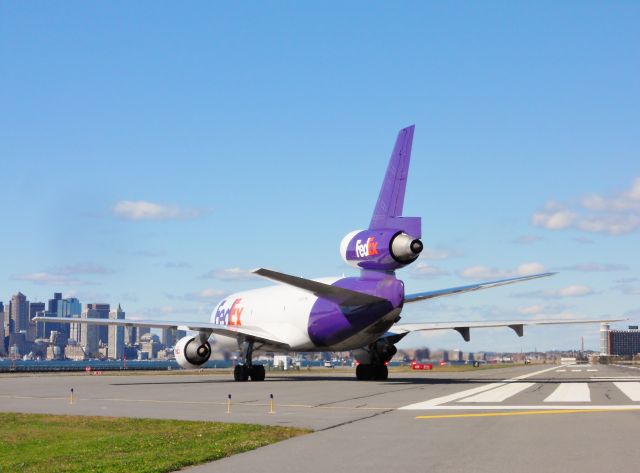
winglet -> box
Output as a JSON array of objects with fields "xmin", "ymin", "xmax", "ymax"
[{"xmin": 369, "ymin": 125, "xmax": 421, "ymax": 237}]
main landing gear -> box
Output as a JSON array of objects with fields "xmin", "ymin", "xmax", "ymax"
[
  {"xmin": 354, "ymin": 340, "xmax": 397, "ymax": 381},
  {"xmin": 356, "ymin": 362, "xmax": 388, "ymax": 381},
  {"xmin": 233, "ymin": 339, "xmax": 265, "ymax": 382}
]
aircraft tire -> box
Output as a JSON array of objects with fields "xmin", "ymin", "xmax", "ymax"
[
  {"xmin": 234, "ymin": 365, "xmax": 250, "ymax": 382},
  {"xmin": 356, "ymin": 364, "xmax": 373, "ymax": 380},
  {"xmin": 250, "ymin": 364, "xmax": 266, "ymax": 381},
  {"xmin": 373, "ymin": 364, "xmax": 388, "ymax": 381}
]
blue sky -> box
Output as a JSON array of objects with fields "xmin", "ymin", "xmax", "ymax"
[{"xmin": 1, "ymin": 2, "xmax": 638, "ymax": 352}]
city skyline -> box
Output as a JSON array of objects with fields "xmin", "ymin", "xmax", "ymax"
[{"xmin": 1, "ymin": 3, "xmax": 638, "ymax": 353}]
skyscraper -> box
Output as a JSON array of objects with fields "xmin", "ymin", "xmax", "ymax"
[
  {"xmin": 0, "ymin": 301, "xmax": 5, "ymax": 356},
  {"xmin": 124, "ymin": 325, "xmax": 137, "ymax": 346},
  {"xmin": 108, "ymin": 304, "xmax": 125, "ymax": 360},
  {"xmin": 28, "ymin": 302, "xmax": 45, "ymax": 342},
  {"xmin": 137, "ymin": 326, "xmax": 151, "ymax": 343},
  {"xmin": 80, "ymin": 307, "xmax": 99, "ymax": 358},
  {"xmin": 162, "ymin": 327, "xmax": 177, "ymax": 348},
  {"xmin": 9, "ymin": 292, "xmax": 29, "ymax": 333},
  {"xmin": 86, "ymin": 303, "xmax": 110, "ymax": 345}
]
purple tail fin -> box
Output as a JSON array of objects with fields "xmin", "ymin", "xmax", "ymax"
[{"xmin": 369, "ymin": 125, "xmax": 421, "ymax": 238}]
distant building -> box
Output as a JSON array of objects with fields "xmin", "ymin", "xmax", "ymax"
[
  {"xmin": 608, "ymin": 328, "xmax": 640, "ymax": 357},
  {"xmin": 80, "ymin": 308, "xmax": 100, "ymax": 357},
  {"xmin": 28, "ymin": 302, "xmax": 45, "ymax": 342},
  {"xmin": 86, "ymin": 303, "xmax": 110, "ymax": 345},
  {"xmin": 9, "ymin": 292, "xmax": 29, "ymax": 333},
  {"xmin": 0, "ymin": 301, "xmax": 5, "ymax": 356},
  {"xmin": 600, "ymin": 323, "xmax": 610, "ymax": 355},
  {"xmin": 137, "ymin": 326, "xmax": 151, "ymax": 343},
  {"xmin": 140, "ymin": 333, "xmax": 162, "ymax": 359},
  {"xmin": 108, "ymin": 304, "xmax": 125, "ymax": 360},
  {"xmin": 2, "ymin": 303, "xmax": 8, "ymax": 339},
  {"xmin": 8, "ymin": 331, "xmax": 27, "ymax": 357},
  {"xmin": 162, "ymin": 328, "xmax": 177, "ymax": 348},
  {"xmin": 124, "ymin": 326, "xmax": 137, "ymax": 346}
]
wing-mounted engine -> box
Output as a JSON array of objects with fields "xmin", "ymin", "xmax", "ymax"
[
  {"xmin": 174, "ymin": 335, "xmax": 212, "ymax": 369},
  {"xmin": 340, "ymin": 229, "xmax": 423, "ymax": 271}
]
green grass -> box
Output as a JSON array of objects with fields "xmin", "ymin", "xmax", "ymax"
[{"xmin": 0, "ymin": 413, "xmax": 310, "ymax": 473}]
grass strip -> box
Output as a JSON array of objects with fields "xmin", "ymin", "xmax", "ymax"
[{"xmin": 0, "ymin": 412, "xmax": 309, "ymax": 473}]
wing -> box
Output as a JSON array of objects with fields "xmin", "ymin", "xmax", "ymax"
[
  {"xmin": 33, "ymin": 316, "xmax": 289, "ymax": 349},
  {"xmin": 389, "ymin": 317, "xmax": 625, "ymax": 342},
  {"xmin": 404, "ymin": 272, "xmax": 556, "ymax": 303}
]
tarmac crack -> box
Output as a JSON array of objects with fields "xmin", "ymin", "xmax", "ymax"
[
  {"xmin": 312, "ymin": 385, "xmax": 424, "ymax": 408},
  {"xmin": 315, "ymin": 408, "xmax": 395, "ymax": 432}
]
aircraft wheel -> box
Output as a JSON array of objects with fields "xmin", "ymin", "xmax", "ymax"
[
  {"xmin": 373, "ymin": 364, "xmax": 388, "ymax": 381},
  {"xmin": 234, "ymin": 365, "xmax": 249, "ymax": 382},
  {"xmin": 356, "ymin": 364, "xmax": 373, "ymax": 380},
  {"xmin": 250, "ymin": 364, "xmax": 266, "ymax": 381}
]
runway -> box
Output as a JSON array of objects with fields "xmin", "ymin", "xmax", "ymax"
[{"xmin": 2, "ymin": 363, "xmax": 640, "ymax": 472}]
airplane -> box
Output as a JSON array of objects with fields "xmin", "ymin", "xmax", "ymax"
[{"xmin": 35, "ymin": 125, "xmax": 621, "ymax": 382}]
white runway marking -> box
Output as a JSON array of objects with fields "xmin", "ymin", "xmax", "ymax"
[
  {"xmin": 556, "ymin": 369, "xmax": 566, "ymax": 372},
  {"xmin": 587, "ymin": 369, "xmax": 598, "ymax": 372},
  {"xmin": 614, "ymin": 382, "xmax": 640, "ymax": 401},
  {"xmin": 458, "ymin": 382, "xmax": 534, "ymax": 403},
  {"xmin": 406, "ymin": 405, "xmax": 640, "ymax": 411},
  {"xmin": 544, "ymin": 383, "xmax": 590, "ymax": 402},
  {"xmin": 399, "ymin": 383, "xmax": 506, "ymax": 409},
  {"xmin": 571, "ymin": 369, "xmax": 582, "ymax": 372},
  {"xmin": 400, "ymin": 365, "xmax": 561, "ymax": 410}
]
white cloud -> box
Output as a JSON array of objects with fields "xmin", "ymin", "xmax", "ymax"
[
  {"xmin": 200, "ymin": 268, "xmax": 256, "ymax": 281},
  {"xmin": 517, "ymin": 303, "xmax": 568, "ymax": 315},
  {"xmin": 511, "ymin": 235, "xmax": 544, "ymax": 245},
  {"xmin": 459, "ymin": 262, "xmax": 546, "ymax": 280},
  {"xmin": 56, "ymin": 263, "xmax": 114, "ymax": 275},
  {"xmin": 183, "ymin": 288, "xmax": 227, "ymax": 301},
  {"xmin": 558, "ymin": 263, "xmax": 629, "ymax": 272},
  {"xmin": 419, "ymin": 247, "xmax": 463, "ymax": 260},
  {"xmin": 112, "ymin": 200, "xmax": 203, "ymax": 221},
  {"xmin": 409, "ymin": 262, "xmax": 449, "ymax": 279},
  {"xmin": 613, "ymin": 284, "xmax": 640, "ymax": 296},
  {"xmin": 532, "ymin": 177, "xmax": 640, "ymax": 235},
  {"xmin": 516, "ymin": 284, "xmax": 594, "ymax": 299},
  {"xmin": 165, "ymin": 261, "xmax": 192, "ymax": 269},
  {"xmin": 11, "ymin": 272, "xmax": 91, "ymax": 286}
]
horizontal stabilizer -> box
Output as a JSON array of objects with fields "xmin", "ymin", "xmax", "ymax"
[
  {"xmin": 404, "ymin": 272, "xmax": 556, "ymax": 303},
  {"xmin": 253, "ymin": 268, "xmax": 387, "ymax": 306}
]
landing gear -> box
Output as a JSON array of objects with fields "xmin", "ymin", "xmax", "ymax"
[
  {"xmin": 355, "ymin": 363, "xmax": 388, "ymax": 381},
  {"xmin": 233, "ymin": 339, "xmax": 266, "ymax": 382},
  {"xmin": 354, "ymin": 340, "xmax": 396, "ymax": 381}
]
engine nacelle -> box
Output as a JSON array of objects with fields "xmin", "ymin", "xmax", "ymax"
[
  {"xmin": 174, "ymin": 335, "xmax": 212, "ymax": 369},
  {"xmin": 340, "ymin": 229, "xmax": 423, "ymax": 271}
]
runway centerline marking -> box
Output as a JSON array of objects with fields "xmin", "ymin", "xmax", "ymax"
[{"xmin": 416, "ymin": 407, "xmax": 640, "ymax": 420}]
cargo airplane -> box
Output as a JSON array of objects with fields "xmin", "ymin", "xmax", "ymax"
[{"xmin": 36, "ymin": 126, "xmax": 619, "ymax": 381}]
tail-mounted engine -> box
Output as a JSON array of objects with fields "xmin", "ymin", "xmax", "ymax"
[
  {"xmin": 174, "ymin": 335, "xmax": 212, "ymax": 369},
  {"xmin": 340, "ymin": 229, "xmax": 423, "ymax": 271}
]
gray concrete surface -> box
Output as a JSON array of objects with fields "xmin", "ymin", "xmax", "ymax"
[{"xmin": 2, "ymin": 364, "xmax": 640, "ymax": 472}]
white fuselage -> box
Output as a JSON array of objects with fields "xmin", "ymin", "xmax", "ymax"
[{"xmin": 208, "ymin": 277, "xmax": 395, "ymax": 353}]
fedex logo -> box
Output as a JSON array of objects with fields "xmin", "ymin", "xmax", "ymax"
[
  {"xmin": 214, "ymin": 298, "xmax": 244, "ymax": 326},
  {"xmin": 355, "ymin": 237, "xmax": 379, "ymax": 258}
]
